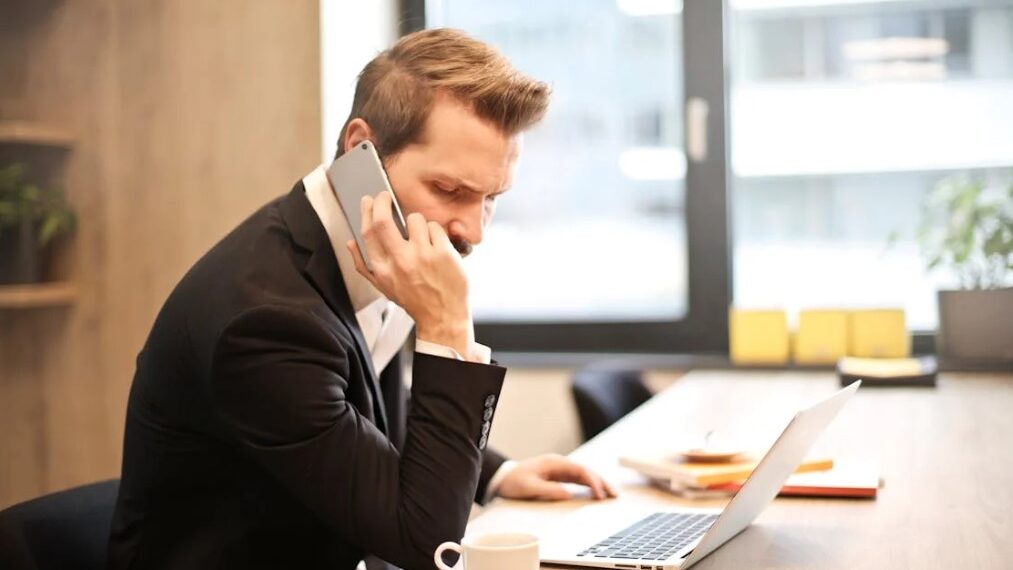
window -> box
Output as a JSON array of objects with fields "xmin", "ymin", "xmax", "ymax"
[
  {"xmin": 402, "ymin": 0, "xmax": 1013, "ymax": 353},
  {"xmin": 427, "ymin": 0, "xmax": 689, "ymax": 324},
  {"xmin": 729, "ymin": 0, "xmax": 1013, "ymax": 330},
  {"xmin": 411, "ymin": 0, "xmax": 732, "ymax": 354}
]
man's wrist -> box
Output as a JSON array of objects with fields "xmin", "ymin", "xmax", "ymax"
[
  {"xmin": 416, "ymin": 339, "xmax": 492, "ymax": 364},
  {"xmin": 416, "ymin": 320, "xmax": 473, "ymax": 357}
]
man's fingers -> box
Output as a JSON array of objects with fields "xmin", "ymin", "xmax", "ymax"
[
  {"xmin": 347, "ymin": 240, "xmax": 378, "ymax": 284},
  {"xmin": 359, "ymin": 195, "xmax": 385, "ymax": 263},
  {"xmin": 370, "ymin": 191, "xmax": 407, "ymax": 254},
  {"xmin": 544, "ymin": 459, "xmax": 608, "ymax": 500},
  {"xmin": 603, "ymin": 478, "xmax": 619, "ymax": 498},
  {"xmin": 581, "ymin": 472, "xmax": 607, "ymax": 500},
  {"xmin": 359, "ymin": 195, "xmax": 374, "ymax": 230},
  {"xmin": 425, "ymin": 221, "xmax": 461, "ymax": 261},
  {"xmin": 405, "ymin": 212, "xmax": 430, "ymax": 247},
  {"xmin": 528, "ymin": 479, "xmax": 572, "ymax": 501},
  {"xmin": 427, "ymin": 221, "xmax": 456, "ymax": 253}
]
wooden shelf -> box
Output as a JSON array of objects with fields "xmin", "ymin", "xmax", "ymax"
[
  {"xmin": 0, "ymin": 121, "xmax": 74, "ymax": 147},
  {"xmin": 0, "ymin": 282, "xmax": 77, "ymax": 309}
]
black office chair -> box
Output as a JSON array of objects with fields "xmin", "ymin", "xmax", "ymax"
[
  {"xmin": 571, "ymin": 366, "xmax": 653, "ymax": 442},
  {"xmin": 0, "ymin": 479, "xmax": 119, "ymax": 570}
]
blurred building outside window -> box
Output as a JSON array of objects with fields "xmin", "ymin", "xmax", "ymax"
[
  {"xmin": 730, "ymin": 0, "xmax": 1013, "ymax": 330},
  {"xmin": 430, "ymin": 0, "xmax": 689, "ymax": 323},
  {"xmin": 428, "ymin": 0, "xmax": 1013, "ymax": 332}
]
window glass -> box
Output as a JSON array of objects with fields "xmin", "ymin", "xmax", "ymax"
[
  {"xmin": 730, "ymin": 0, "xmax": 1013, "ymax": 329},
  {"xmin": 429, "ymin": 0, "xmax": 688, "ymax": 322}
]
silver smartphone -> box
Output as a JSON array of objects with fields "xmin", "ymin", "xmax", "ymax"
[{"xmin": 325, "ymin": 140, "xmax": 408, "ymax": 271}]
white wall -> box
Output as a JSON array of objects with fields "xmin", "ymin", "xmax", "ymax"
[{"xmin": 319, "ymin": 0, "xmax": 397, "ymax": 161}]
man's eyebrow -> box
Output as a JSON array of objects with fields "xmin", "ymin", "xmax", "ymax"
[{"xmin": 434, "ymin": 174, "xmax": 497, "ymax": 195}]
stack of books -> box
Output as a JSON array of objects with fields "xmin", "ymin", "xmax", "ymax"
[{"xmin": 619, "ymin": 454, "xmax": 879, "ymax": 500}]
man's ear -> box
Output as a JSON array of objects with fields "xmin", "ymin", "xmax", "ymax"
[{"xmin": 343, "ymin": 118, "xmax": 374, "ymax": 154}]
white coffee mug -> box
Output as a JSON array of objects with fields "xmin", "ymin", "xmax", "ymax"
[{"xmin": 433, "ymin": 532, "xmax": 539, "ymax": 570}]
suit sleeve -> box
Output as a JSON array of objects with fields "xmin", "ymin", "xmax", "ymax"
[{"xmin": 210, "ymin": 305, "xmax": 505, "ymax": 570}]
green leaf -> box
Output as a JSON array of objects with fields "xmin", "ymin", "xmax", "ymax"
[
  {"xmin": 984, "ymin": 231, "xmax": 1004, "ymax": 256},
  {"xmin": 38, "ymin": 215, "xmax": 61, "ymax": 246},
  {"xmin": 21, "ymin": 184, "xmax": 40, "ymax": 202},
  {"xmin": 914, "ymin": 173, "xmax": 1013, "ymax": 285},
  {"xmin": 39, "ymin": 208, "xmax": 75, "ymax": 246}
]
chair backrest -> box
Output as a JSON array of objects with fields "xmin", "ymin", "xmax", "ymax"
[
  {"xmin": 571, "ymin": 366, "xmax": 652, "ymax": 441},
  {"xmin": 0, "ymin": 480, "xmax": 119, "ymax": 570}
]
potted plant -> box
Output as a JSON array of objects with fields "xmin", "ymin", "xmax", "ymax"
[
  {"xmin": 0, "ymin": 163, "xmax": 76, "ymax": 284},
  {"xmin": 916, "ymin": 174, "xmax": 1013, "ymax": 365}
]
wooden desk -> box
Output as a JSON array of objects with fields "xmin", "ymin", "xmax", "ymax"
[{"xmin": 468, "ymin": 371, "xmax": 1013, "ymax": 569}]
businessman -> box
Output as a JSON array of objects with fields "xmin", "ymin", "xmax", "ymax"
[{"xmin": 108, "ymin": 28, "xmax": 615, "ymax": 570}]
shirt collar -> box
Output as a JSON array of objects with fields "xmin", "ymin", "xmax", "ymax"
[{"xmin": 302, "ymin": 163, "xmax": 382, "ymax": 313}]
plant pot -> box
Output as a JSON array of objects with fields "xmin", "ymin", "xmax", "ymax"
[
  {"xmin": 937, "ymin": 288, "xmax": 1013, "ymax": 366},
  {"xmin": 0, "ymin": 220, "xmax": 44, "ymax": 284}
]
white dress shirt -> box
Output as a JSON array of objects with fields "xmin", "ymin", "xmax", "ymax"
[{"xmin": 302, "ymin": 164, "xmax": 511, "ymax": 501}]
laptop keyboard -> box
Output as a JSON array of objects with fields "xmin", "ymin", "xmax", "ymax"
[{"xmin": 576, "ymin": 512, "xmax": 719, "ymax": 561}]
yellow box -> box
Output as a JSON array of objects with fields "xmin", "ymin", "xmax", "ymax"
[
  {"xmin": 729, "ymin": 308, "xmax": 790, "ymax": 365},
  {"xmin": 848, "ymin": 309, "xmax": 910, "ymax": 358},
  {"xmin": 794, "ymin": 310, "xmax": 849, "ymax": 365}
]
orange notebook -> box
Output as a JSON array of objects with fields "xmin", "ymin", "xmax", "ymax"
[
  {"xmin": 620, "ymin": 455, "xmax": 834, "ymax": 487},
  {"xmin": 708, "ymin": 462, "xmax": 880, "ymax": 498}
]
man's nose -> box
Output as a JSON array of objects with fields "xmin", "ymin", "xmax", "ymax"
[{"xmin": 449, "ymin": 204, "xmax": 485, "ymax": 246}]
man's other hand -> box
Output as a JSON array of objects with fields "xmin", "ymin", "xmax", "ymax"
[{"xmin": 497, "ymin": 454, "xmax": 618, "ymax": 501}]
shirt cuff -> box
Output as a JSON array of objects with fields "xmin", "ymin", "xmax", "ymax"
[
  {"xmin": 483, "ymin": 459, "xmax": 518, "ymax": 503},
  {"xmin": 415, "ymin": 338, "xmax": 492, "ymax": 364}
]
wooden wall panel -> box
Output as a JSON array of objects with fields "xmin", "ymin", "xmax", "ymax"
[
  {"xmin": 0, "ymin": 0, "xmax": 106, "ymax": 510},
  {"xmin": 27, "ymin": 0, "xmax": 116, "ymax": 497},
  {"xmin": 0, "ymin": 314, "xmax": 47, "ymax": 504},
  {"xmin": 0, "ymin": 0, "xmax": 321, "ymax": 508}
]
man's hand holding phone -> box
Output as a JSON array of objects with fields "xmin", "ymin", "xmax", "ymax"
[{"xmin": 347, "ymin": 191, "xmax": 476, "ymax": 360}]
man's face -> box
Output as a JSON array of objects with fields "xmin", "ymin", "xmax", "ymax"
[{"xmin": 381, "ymin": 94, "xmax": 520, "ymax": 256}]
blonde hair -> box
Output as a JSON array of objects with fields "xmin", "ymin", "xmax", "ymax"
[{"xmin": 336, "ymin": 28, "xmax": 550, "ymax": 159}]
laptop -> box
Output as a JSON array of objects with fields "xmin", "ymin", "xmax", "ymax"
[{"xmin": 540, "ymin": 381, "xmax": 861, "ymax": 569}]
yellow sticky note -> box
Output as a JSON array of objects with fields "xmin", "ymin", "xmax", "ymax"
[
  {"xmin": 794, "ymin": 310, "xmax": 849, "ymax": 365},
  {"xmin": 848, "ymin": 309, "xmax": 910, "ymax": 358},
  {"xmin": 730, "ymin": 309, "xmax": 789, "ymax": 365}
]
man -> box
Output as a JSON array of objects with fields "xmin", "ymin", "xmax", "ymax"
[{"xmin": 108, "ymin": 28, "xmax": 615, "ymax": 570}]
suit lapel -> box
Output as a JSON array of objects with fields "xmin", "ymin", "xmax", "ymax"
[{"xmin": 279, "ymin": 182, "xmax": 389, "ymax": 434}]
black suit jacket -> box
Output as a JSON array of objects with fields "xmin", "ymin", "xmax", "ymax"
[{"xmin": 107, "ymin": 183, "xmax": 507, "ymax": 570}]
